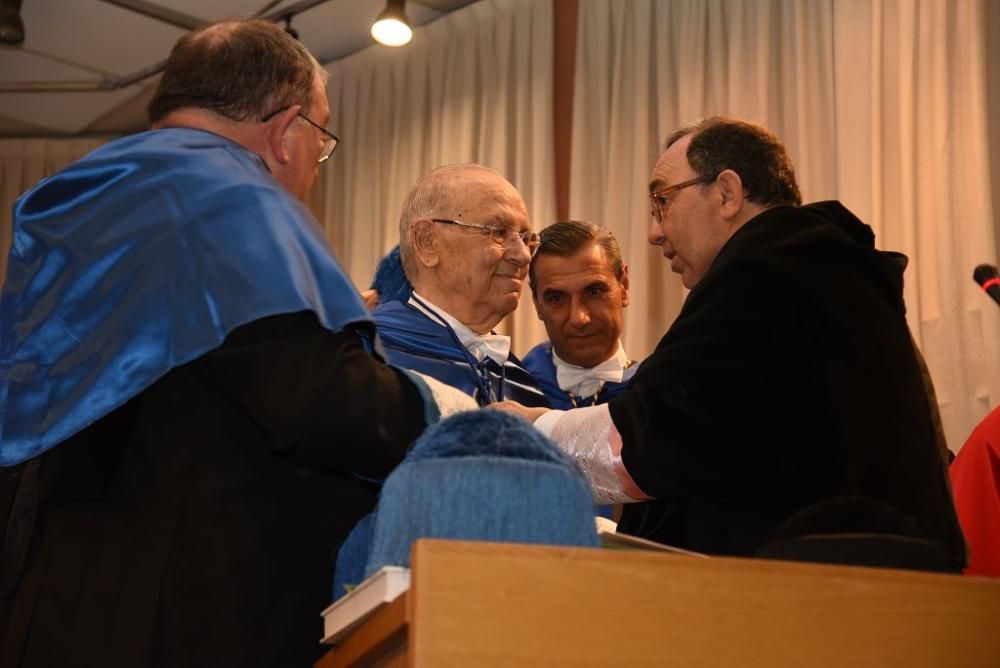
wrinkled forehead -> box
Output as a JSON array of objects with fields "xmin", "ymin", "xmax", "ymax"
[{"xmin": 456, "ymin": 173, "xmax": 530, "ymax": 229}]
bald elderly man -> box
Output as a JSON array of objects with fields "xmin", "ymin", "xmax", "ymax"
[{"xmin": 372, "ymin": 164, "xmax": 549, "ymax": 407}]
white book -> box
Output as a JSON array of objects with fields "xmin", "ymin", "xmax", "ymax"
[{"xmin": 319, "ymin": 566, "xmax": 411, "ymax": 645}]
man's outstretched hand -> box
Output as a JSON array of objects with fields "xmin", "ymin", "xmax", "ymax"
[{"xmin": 488, "ymin": 400, "xmax": 549, "ymax": 424}]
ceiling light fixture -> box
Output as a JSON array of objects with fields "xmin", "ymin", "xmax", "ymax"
[
  {"xmin": 0, "ymin": 0, "xmax": 25, "ymax": 45},
  {"xmin": 370, "ymin": 0, "xmax": 412, "ymax": 48}
]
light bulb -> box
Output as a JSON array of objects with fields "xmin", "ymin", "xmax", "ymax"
[{"xmin": 371, "ymin": 16, "xmax": 412, "ymax": 47}]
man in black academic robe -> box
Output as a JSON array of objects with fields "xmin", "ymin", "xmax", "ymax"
[{"xmin": 496, "ymin": 117, "xmax": 966, "ymax": 571}]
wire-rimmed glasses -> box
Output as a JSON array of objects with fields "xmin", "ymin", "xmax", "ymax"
[
  {"xmin": 431, "ymin": 218, "xmax": 541, "ymax": 257},
  {"xmin": 260, "ymin": 106, "xmax": 339, "ymax": 163}
]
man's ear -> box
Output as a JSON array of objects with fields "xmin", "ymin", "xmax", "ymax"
[
  {"xmin": 716, "ymin": 169, "xmax": 745, "ymax": 221},
  {"xmin": 619, "ymin": 263, "xmax": 630, "ymax": 308},
  {"xmin": 411, "ymin": 219, "xmax": 440, "ymax": 269},
  {"xmin": 263, "ymin": 105, "xmax": 301, "ymax": 166}
]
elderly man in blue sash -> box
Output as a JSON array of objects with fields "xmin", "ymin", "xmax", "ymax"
[{"xmin": 372, "ymin": 164, "xmax": 549, "ymax": 407}]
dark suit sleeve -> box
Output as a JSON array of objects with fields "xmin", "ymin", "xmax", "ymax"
[{"xmin": 197, "ymin": 310, "xmax": 428, "ymax": 477}]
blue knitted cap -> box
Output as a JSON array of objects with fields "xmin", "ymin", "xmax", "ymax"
[{"xmin": 362, "ymin": 410, "xmax": 599, "ymax": 577}]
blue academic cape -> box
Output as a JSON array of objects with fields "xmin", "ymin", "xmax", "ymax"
[
  {"xmin": 372, "ymin": 300, "xmax": 549, "ymax": 408},
  {"xmin": 0, "ymin": 128, "xmax": 368, "ymax": 466},
  {"xmin": 521, "ymin": 341, "xmax": 637, "ymax": 410}
]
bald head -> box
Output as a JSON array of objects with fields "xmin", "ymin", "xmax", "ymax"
[
  {"xmin": 398, "ymin": 164, "xmax": 514, "ymax": 281},
  {"xmin": 396, "ymin": 163, "xmax": 533, "ymax": 333}
]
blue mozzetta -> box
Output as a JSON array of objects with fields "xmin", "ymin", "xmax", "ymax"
[
  {"xmin": 0, "ymin": 128, "xmax": 368, "ymax": 466},
  {"xmin": 372, "ymin": 299, "xmax": 549, "ymax": 407},
  {"xmin": 522, "ymin": 341, "xmax": 638, "ymax": 409}
]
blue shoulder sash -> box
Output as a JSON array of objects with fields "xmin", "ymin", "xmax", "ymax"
[
  {"xmin": 373, "ymin": 300, "xmax": 548, "ymax": 408},
  {"xmin": 521, "ymin": 342, "xmax": 637, "ymax": 409}
]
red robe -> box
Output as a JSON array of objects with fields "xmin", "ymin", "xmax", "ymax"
[{"xmin": 951, "ymin": 407, "xmax": 1000, "ymax": 576}]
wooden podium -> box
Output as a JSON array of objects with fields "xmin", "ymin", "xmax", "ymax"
[{"xmin": 316, "ymin": 539, "xmax": 1000, "ymax": 667}]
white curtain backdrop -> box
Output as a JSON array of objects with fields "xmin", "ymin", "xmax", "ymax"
[
  {"xmin": 315, "ymin": 0, "xmax": 555, "ymax": 352},
  {"xmin": 569, "ymin": 0, "xmax": 1000, "ymax": 450},
  {"xmin": 0, "ymin": 138, "xmax": 112, "ymax": 282}
]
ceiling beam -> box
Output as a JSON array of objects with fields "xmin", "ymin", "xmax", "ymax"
[
  {"xmin": 0, "ymin": 0, "xmax": 337, "ymax": 93},
  {"xmin": 97, "ymin": 0, "xmax": 205, "ymax": 31},
  {"xmin": 0, "ymin": 0, "xmax": 481, "ymax": 94},
  {"xmin": 259, "ymin": 0, "xmax": 333, "ymax": 23}
]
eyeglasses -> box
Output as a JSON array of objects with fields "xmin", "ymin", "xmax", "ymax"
[
  {"xmin": 260, "ymin": 106, "xmax": 340, "ymax": 163},
  {"xmin": 649, "ymin": 175, "xmax": 715, "ymax": 223},
  {"xmin": 431, "ymin": 218, "xmax": 541, "ymax": 257}
]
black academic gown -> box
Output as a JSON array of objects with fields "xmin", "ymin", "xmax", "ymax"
[
  {"xmin": 0, "ymin": 312, "xmax": 427, "ymax": 668},
  {"xmin": 609, "ymin": 201, "xmax": 966, "ymax": 569}
]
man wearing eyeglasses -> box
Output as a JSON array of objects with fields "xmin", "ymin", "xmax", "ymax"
[
  {"xmin": 0, "ymin": 20, "xmax": 449, "ymax": 668},
  {"xmin": 372, "ymin": 164, "xmax": 550, "ymax": 408},
  {"xmin": 523, "ymin": 220, "xmax": 638, "ymax": 410},
  {"xmin": 496, "ymin": 116, "xmax": 966, "ymax": 571}
]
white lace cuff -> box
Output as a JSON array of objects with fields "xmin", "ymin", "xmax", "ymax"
[{"xmin": 533, "ymin": 404, "xmax": 651, "ymax": 504}]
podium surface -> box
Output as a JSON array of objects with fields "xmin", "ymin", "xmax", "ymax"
[{"xmin": 317, "ymin": 539, "xmax": 1000, "ymax": 667}]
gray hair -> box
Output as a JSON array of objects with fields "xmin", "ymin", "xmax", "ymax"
[{"xmin": 397, "ymin": 163, "xmax": 507, "ymax": 280}]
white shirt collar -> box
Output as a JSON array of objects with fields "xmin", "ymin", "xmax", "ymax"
[
  {"xmin": 553, "ymin": 341, "xmax": 628, "ymax": 397},
  {"xmin": 409, "ymin": 292, "xmax": 511, "ymax": 365}
]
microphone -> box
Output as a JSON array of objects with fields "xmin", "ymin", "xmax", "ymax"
[{"xmin": 973, "ymin": 264, "xmax": 1000, "ymax": 306}]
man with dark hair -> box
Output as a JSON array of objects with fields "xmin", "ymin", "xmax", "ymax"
[
  {"xmin": 147, "ymin": 20, "xmax": 318, "ymax": 126},
  {"xmin": 523, "ymin": 221, "xmax": 638, "ymax": 409},
  {"xmin": 497, "ymin": 116, "xmax": 967, "ymax": 570},
  {"xmin": 372, "ymin": 164, "xmax": 549, "ymax": 407},
  {"xmin": 0, "ymin": 19, "xmax": 455, "ymax": 667}
]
